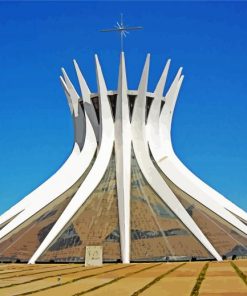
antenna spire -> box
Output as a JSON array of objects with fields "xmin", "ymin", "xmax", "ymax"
[{"xmin": 100, "ymin": 14, "xmax": 143, "ymax": 52}]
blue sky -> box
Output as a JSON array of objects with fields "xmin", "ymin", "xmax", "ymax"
[{"xmin": 0, "ymin": 1, "xmax": 246, "ymax": 214}]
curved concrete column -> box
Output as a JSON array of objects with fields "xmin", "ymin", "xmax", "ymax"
[
  {"xmin": 29, "ymin": 54, "xmax": 114, "ymax": 264},
  {"xmin": 73, "ymin": 59, "xmax": 99, "ymax": 142},
  {"xmin": 0, "ymin": 71, "xmax": 97, "ymax": 243},
  {"xmin": 115, "ymin": 52, "xmax": 131, "ymax": 263},
  {"xmin": 132, "ymin": 54, "xmax": 222, "ymax": 261},
  {"xmin": 153, "ymin": 66, "xmax": 247, "ymax": 232}
]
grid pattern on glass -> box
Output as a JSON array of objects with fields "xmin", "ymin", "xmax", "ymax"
[
  {"xmin": 130, "ymin": 149, "xmax": 212, "ymax": 261},
  {"xmin": 0, "ymin": 156, "xmax": 94, "ymax": 263},
  {"xmin": 162, "ymin": 173, "xmax": 247, "ymax": 258},
  {"xmin": 0, "ymin": 196, "xmax": 74, "ymax": 263},
  {"xmin": 149, "ymin": 147, "xmax": 247, "ymax": 258},
  {"xmin": 38, "ymin": 151, "xmax": 120, "ymax": 263}
]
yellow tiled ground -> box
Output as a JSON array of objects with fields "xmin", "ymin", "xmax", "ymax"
[
  {"xmin": 0, "ymin": 260, "xmax": 246, "ymax": 296},
  {"xmin": 141, "ymin": 262, "xmax": 205, "ymax": 296},
  {"xmin": 234, "ymin": 260, "xmax": 247, "ymax": 276},
  {"xmin": 199, "ymin": 261, "xmax": 247, "ymax": 296}
]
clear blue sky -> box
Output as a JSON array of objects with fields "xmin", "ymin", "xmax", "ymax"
[{"xmin": 0, "ymin": 1, "xmax": 246, "ymax": 214}]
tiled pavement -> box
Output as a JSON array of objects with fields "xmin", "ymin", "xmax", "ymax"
[{"xmin": 0, "ymin": 260, "xmax": 246, "ymax": 295}]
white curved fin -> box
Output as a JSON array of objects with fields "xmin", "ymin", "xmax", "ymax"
[
  {"xmin": 157, "ymin": 67, "xmax": 247, "ymax": 229},
  {"xmin": 29, "ymin": 54, "xmax": 114, "ymax": 264},
  {"xmin": 132, "ymin": 55, "xmax": 222, "ymax": 261},
  {"xmin": 147, "ymin": 59, "xmax": 171, "ymax": 161},
  {"xmin": 61, "ymin": 68, "xmax": 79, "ymax": 117},
  {"xmin": 61, "ymin": 73, "xmax": 86, "ymax": 150},
  {"xmin": 154, "ymin": 59, "xmax": 171, "ymax": 97},
  {"xmin": 60, "ymin": 76, "xmax": 73, "ymax": 115},
  {"xmin": 115, "ymin": 52, "xmax": 131, "ymax": 263},
  {"xmin": 0, "ymin": 100, "xmax": 97, "ymax": 246},
  {"xmin": 73, "ymin": 59, "xmax": 99, "ymax": 141}
]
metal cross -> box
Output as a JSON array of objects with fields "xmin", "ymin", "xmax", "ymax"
[{"xmin": 100, "ymin": 14, "xmax": 143, "ymax": 52}]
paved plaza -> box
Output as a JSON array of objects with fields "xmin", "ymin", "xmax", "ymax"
[{"xmin": 0, "ymin": 260, "xmax": 246, "ymax": 295}]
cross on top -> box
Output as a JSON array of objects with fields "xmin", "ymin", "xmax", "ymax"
[{"xmin": 100, "ymin": 14, "xmax": 143, "ymax": 51}]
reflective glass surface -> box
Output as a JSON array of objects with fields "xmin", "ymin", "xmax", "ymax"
[
  {"xmin": 130, "ymin": 149, "xmax": 212, "ymax": 261},
  {"xmin": 38, "ymin": 151, "xmax": 120, "ymax": 263},
  {"xmin": 0, "ymin": 157, "xmax": 94, "ymax": 262},
  {"xmin": 163, "ymin": 175, "xmax": 247, "ymax": 258}
]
